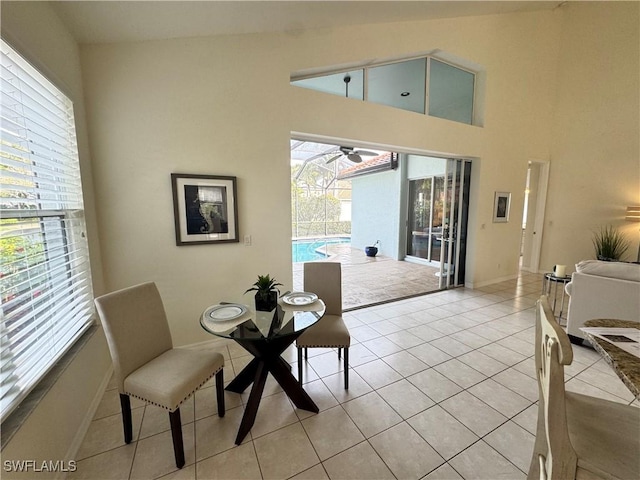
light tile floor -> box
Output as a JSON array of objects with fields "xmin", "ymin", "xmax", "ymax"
[{"xmin": 70, "ymin": 272, "xmax": 638, "ymax": 480}]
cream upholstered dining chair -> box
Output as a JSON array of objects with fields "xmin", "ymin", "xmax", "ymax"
[
  {"xmin": 296, "ymin": 262, "xmax": 350, "ymax": 389},
  {"xmin": 528, "ymin": 295, "xmax": 640, "ymax": 480},
  {"xmin": 94, "ymin": 282, "xmax": 225, "ymax": 469}
]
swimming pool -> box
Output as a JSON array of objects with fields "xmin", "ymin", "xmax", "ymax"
[{"xmin": 292, "ymin": 237, "xmax": 351, "ymax": 263}]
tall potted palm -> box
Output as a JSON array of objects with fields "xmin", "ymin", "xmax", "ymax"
[{"xmin": 245, "ymin": 274, "xmax": 282, "ymax": 311}]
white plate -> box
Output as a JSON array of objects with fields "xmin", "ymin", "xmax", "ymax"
[
  {"xmin": 207, "ymin": 304, "xmax": 248, "ymax": 322},
  {"xmin": 282, "ymin": 292, "xmax": 318, "ymax": 306}
]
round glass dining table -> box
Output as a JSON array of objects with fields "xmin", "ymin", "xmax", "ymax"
[
  {"xmin": 201, "ymin": 301, "xmax": 324, "ymax": 342},
  {"xmin": 200, "ymin": 300, "xmax": 325, "ymax": 445}
]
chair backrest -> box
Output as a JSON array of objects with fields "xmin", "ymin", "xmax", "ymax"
[
  {"xmin": 304, "ymin": 262, "xmax": 342, "ymax": 316},
  {"xmin": 94, "ymin": 282, "xmax": 173, "ymax": 393},
  {"xmin": 533, "ymin": 295, "xmax": 578, "ymax": 480}
]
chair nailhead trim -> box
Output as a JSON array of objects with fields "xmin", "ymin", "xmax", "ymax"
[{"xmin": 125, "ymin": 365, "xmax": 223, "ymax": 413}]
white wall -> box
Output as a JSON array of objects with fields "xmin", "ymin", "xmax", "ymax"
[
  {"xmin": 351, "ymin": 169, "xmax": 402, "ymax": 258},
  {"xmin": 541, "ymin": 1, "xmax": 640, "ymax": 273},
  {"xmin": 80, "ymin": 35, "xmax": 296, "ymax": 346},
  {"xmin": 0, "ymin": 2, "xmax": 111, "ymax": 475},
  {"xmin": 80, "ymin": 8, "xmax": 565, "ymax": 345}
]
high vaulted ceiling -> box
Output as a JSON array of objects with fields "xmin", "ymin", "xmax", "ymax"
[{"xmin": 51, "ymin": 1, "xmax": 560, "ymax": 44}]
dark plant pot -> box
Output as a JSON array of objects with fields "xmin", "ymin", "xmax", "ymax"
[
  {"xmin": 597, "ymin": 255, "xmax": 617, "ymax": 262},
  {"xmin": 365, "ymin": 246, "xmax": 378, "ymax": 257},
  {"xmin": 255, "ymin": 291, "xmax": 278, "ymax": 311}
]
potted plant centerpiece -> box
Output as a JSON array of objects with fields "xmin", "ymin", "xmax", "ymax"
[
  {"xmin": 592, "ymin": 225, "xmax": 629, "ymax": 261},
  {"xmin": 245, "ymin": 274, "xmax": 283, "ymax": 311}
]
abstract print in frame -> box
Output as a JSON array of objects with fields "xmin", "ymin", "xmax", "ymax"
[{"xmin": 171, "ymin": 174, "xmax": 239, "ymax": 245}]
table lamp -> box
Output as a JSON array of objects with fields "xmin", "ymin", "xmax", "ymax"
[{"xmin": 625, "ymin": 206, "xmax": 640, "ymax": 262}]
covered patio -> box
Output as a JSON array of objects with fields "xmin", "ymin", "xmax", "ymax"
[
  {"xmin": 290, "ymin": 140, "xmax": 446, "ymax": 310},
  {"xmin": 293, "ymin": 243, "xmax": 442, "ymax": 310}
]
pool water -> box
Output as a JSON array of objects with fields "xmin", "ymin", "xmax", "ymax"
[{"xmin": 292, "ymin": 238, "xmax": 351, "ymax": 263}]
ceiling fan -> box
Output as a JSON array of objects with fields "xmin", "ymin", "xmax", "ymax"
[{"xmin": 326, "ymin": 146, "xmax": 378, "ymax": 164}]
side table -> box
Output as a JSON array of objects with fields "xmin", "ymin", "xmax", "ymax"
[{"xmin": 542, "ymin": 273, "xmax": 571, "ymax": 324}]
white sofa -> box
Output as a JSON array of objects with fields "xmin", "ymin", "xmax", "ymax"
[{"xmin": 565, "ymin": 260, "xmax": 640, "ymax": 343}]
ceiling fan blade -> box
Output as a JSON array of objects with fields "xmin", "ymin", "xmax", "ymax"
[
  {"xmin": 347, "ymin": 153, "xmax": 363, "ymax": 162},
  {"xmin": 326, "ymin": 153, "xmax": 343, "ymax": 164},
  {"xmin": 354, "ymin": 149, "xmax": 378, "ymax": 156}
]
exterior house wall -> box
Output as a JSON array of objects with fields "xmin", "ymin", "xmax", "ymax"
[
  {"xmin": 407, "ymin": 156, "xmax": 447, "ymax": 180},
  {"xmin": 350, "ymin": 154, "xmax": 449, "ymax": 264},
  {"xmin": 351, "ymin": 169, "xmax": 402, "ymax": 259}
]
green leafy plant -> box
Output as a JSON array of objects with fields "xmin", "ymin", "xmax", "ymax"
[
  {"xmin": 244, "ymin": 274, "xmax": 283, "ymax": 301},
  {"xmin": 592, "ymin": 225, "xmax": 629, "ymax": 261}
]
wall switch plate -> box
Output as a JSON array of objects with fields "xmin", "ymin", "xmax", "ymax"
[{"xmin": 244, "ymin": 235, "xmax": 251, "ymax": 246}]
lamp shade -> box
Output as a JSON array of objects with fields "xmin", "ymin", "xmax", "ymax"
[{"xmin": 626, "ymin": 206, "xmax": 640, "ymax": 222}]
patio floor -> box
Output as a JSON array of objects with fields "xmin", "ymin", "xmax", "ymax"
[{"xmin": 293, "ymin": 245, "xmax": 442, "ymax": 310}]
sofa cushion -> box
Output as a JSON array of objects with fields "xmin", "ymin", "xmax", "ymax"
[{"xmin": 575, "ymin": 260, "xmax": 640, "ymax": 282}]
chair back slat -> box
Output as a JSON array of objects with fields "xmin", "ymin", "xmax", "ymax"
[
  {"xmin": 95, "ymin": 282, "xmax": 173, "ymax": 393},
  {"xmin": 303, "ymin": 262, "xmax": 342, "ymax": 315},
  {"xmin": 533, "ymin": 295, "xmax": 577, "ymax": 480}
]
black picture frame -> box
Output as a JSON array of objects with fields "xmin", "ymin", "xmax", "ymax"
[{"xmin": 171, "ymin": 174, "xmax": 239, "ymax": 245}]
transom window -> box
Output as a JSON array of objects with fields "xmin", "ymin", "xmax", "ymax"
[{"xmin": 291, "ymin": 55, "xmax": 476, "ymax": 125}]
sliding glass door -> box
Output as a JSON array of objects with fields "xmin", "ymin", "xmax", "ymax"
[
  {"xmin": 437, "ymin": 159, "xmax": 471, "ymax": 288},
  {"xmin": 406, "ymin": 158, "xmax": 471, "ymax": 289},
  {"xmin": 407, "ymin": 176, "xmax": 445, "ymax": 262}
]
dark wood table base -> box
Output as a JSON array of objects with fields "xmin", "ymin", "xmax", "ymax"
[{"xmin": 226, "ymin": 333, "xmax": 319, "ymax": 444}]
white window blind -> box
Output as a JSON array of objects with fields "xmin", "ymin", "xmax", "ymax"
[{"xmin": 1, "ymin": 39, "xmax": 94, "ymax": 420}]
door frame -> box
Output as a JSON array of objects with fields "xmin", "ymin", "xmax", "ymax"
[
  {"xmin": 522, "ymin": 160, "xmax": 549, "ymax": 273},
  {"xmin": 439, "ymin": 158, "xmax": 471, "ymax": 288}
]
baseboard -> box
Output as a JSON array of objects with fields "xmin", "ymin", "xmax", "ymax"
[
  {"xmin": 519, "ymin": 266, "xmax": 537, "ymax": 274},
  {"xmin": 180, "ymin": 337, "xmax": 229, "ymax": 349},
  {"xmin": 60, "ymin": 365, "xmax": 113, "ymax": 479},
  {"xmin": 466, "ymin": 272, "xmax": 520, "ymax": 289}
]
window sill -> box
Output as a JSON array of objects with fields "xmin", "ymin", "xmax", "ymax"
[{"xmin": 1, "ymin": 325, "xmax": 99, "ymax": 450}]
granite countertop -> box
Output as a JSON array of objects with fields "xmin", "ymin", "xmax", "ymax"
[{"xmin": 583, "ymin": 319, "xmax": 640, "ymax": 400}]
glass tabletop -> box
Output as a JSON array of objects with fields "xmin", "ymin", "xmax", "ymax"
[
  {"xmin": 544, "ymin": 272, "xmax": 571, "ymax": 282},
  {"xmin": 200, "ymin": 300, "xmax": 325, "ymax": 341}
]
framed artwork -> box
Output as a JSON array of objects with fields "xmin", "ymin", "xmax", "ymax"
[
  {"xmin": 493, "ymin": 191, "xmax": 511, "ymax": 223},
  {"xmin": 171, "ymin": 174, "xmax": 239, "ymax": 245}
]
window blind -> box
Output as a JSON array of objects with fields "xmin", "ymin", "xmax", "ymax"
[{"xmin": 1, "ymin": 39, "xmax": 94, "ymax": 420}]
